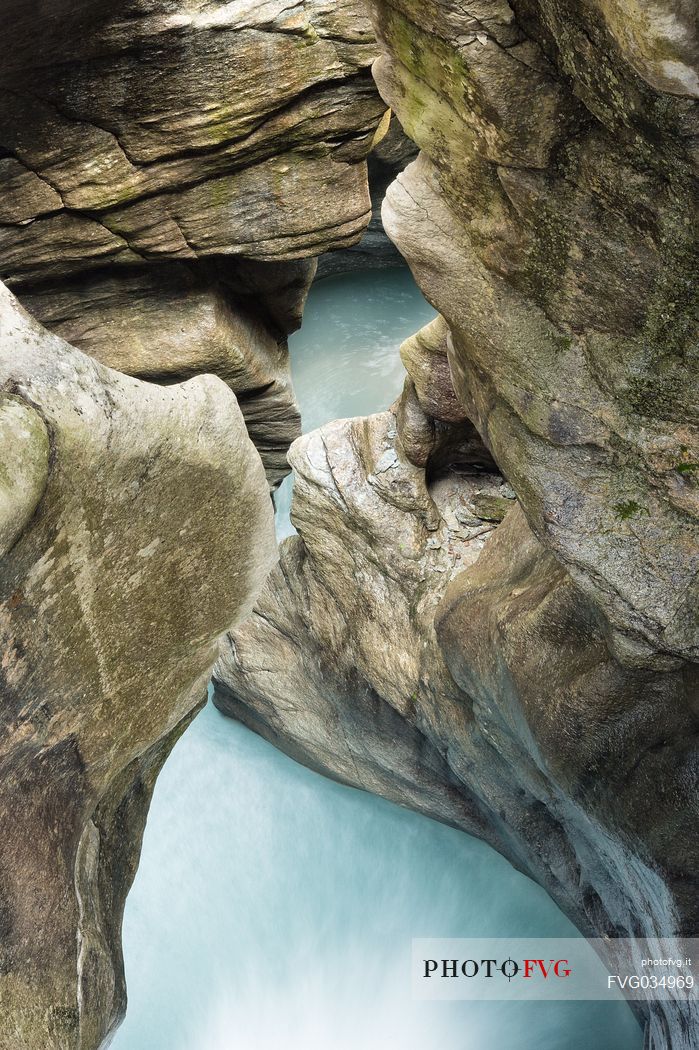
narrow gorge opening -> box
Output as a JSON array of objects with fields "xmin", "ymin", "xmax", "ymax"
[
  {"xmin": 111, "ymin": 266, "xmax": 643, "ymax": 1050},
  {"xmin": 1, "ymin": 2, "xmax": 696, "ymax": 1049}
]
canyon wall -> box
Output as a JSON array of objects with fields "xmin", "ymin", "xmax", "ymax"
[
  {"xmin": 1, "ymin": 0, "xmax": 697, "ymax": 1047},
  {"xmin": 0, "ymin": 2, "xmax": 390, "ymax": 1047},
  {"xmin": 0, "ymin": 0, "xmax": 388, "ymax": 487},
  {"xmin": 0, "ymin": 285, "xmax": 277, "ymax": 1049},
  {"xmin": 316, "ymin": 113, "xmax": 418, "ymax": 276},
  {"xmin": 214, "ymin": 2, "xmax": 699, "ymax": 1048}
]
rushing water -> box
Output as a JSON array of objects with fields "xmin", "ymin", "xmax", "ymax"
[{"xmin": 113, "ymin": 269, "xmax": 642, "ymax": 1050}]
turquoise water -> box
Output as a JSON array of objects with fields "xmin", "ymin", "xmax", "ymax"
[
  {"xmin": 112, "ymin": 269, "xmax": 642, "ymax": 1050},
  {"xmin": 275, "ymin": 268, "xmax": 437, "ymax": 536}
]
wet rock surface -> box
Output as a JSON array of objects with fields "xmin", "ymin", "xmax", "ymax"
[
  {"xmin": 0, "ymin": 3, "xmax": 400, "ymax": 1045},
  {"xmin": 1, "ymin": 1, "xmax": 697, "ymax": 1048}
]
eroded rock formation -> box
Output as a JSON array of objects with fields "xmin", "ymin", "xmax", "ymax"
[
  {"xmin": 0, "ymin": 284, "xmax": 277, "ymax": 1048},
  {"xmin": 214, "ymin": 2, "xmax": 699, "ymax": 1048},
  {"xmin": 374, "ymin": 0, "xmax": 699, "ymax": 666},
  {"xmin": 215, "ymin": 401, "xmax": 510, "ymax": 826},
  {"xmin": 0, "ymin": 0, "xmax": 389, "ymax": 485},
  {"xmin": 0, "ymin": 3, "xmax": 396, "ymax": 1046},
  {"xmin": 316, "ymin": 113, "xmax": 418, "ymax": 276},
  {"xmin": 2, "ymin": 0, "xmax": 697, "ymax": 1046}
]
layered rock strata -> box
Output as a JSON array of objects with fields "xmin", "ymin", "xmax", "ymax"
[
  {"xmin": 215, "ymin": 3, "xmax": 699, "ymax": 1048},
  {"xmin": 0, "ymin": 0, "xmax": 389, "ymax": 484},
  {"xmin": 0, "ymin": 283, "xmax": 277, "ymax": 1048},
  {"xmin": 0, "ymin": 4, "xmax": 398, "ymax": 1046},
  {"xmin": 316, "ymin": 114, "xmax": 418, "ymax": 276}
]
